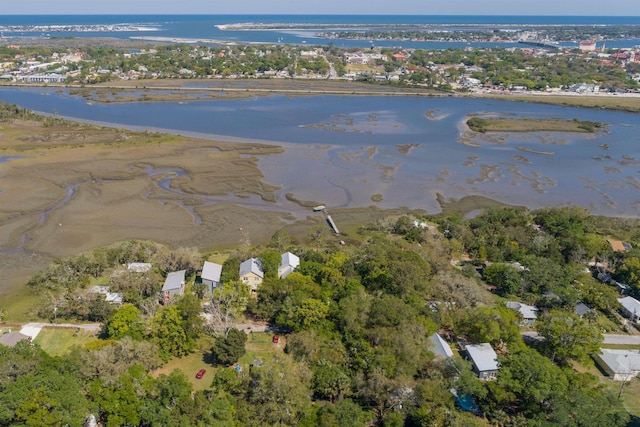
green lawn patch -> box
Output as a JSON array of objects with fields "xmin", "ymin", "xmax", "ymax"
[
  {"xmin": 600, "ymin": 344, "xmax": 640, "ymax": 351},
  {"xmin": 33, "ymin": 327, "xmax": 98, "ymax": 356},
  {"xmin": 2, "ymin": 285, "xmax": 43, "ymax": 323},
  {"xmin": 152, "ymin": 335, "xmax": 216, "ymax": 391},
  {"xmin": 238, "ymin": 331, "xmax": 284, "ymax": 369},
  {"xmin": 607, "ymin": 377, "xmax": 640, "ymax": 423}
]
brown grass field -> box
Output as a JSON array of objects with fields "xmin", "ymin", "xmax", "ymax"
[{"xmin": 479, "ymin": 93, "xmax": 640, "ymax": 114}]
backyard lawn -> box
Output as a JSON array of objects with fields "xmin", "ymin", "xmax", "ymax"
[
  {"xmin": 610, "ymin": 377, "xmax": 640, "ymax": 425},
  {"xmin": 238, "ymin": 331, "xmax": 285, "ymax": 368},
  {"xmin": 33, "ymin": 327, "xmax": 98, "ymax": 356},
  {"xmin": 152, "ymin": 335, "xmax": 216, "ymax": 391}
]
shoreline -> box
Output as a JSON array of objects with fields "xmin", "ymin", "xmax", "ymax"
[{"xmin": 3, "ymin": 79, "xmax": 638, "ymax": 112}]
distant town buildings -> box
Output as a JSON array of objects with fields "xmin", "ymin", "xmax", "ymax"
[{"xmin": 579, "ymin": 41, "xmax": 597, "ymax": 52}]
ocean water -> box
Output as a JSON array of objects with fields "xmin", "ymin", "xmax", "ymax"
[{"xmin": 1, "ymin": 15, "xmax": 640, "ymax": 49}]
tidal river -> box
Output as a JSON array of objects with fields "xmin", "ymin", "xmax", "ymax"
[{"xmin": 2, "ymin": 87, "xmax": 640, "ymax": 216}]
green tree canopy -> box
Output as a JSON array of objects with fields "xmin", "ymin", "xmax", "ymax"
[
  {"xmin": 211, "ymin": 328, "xmax": 247, "ymax": 366},
  {"xmin": 536, "ymin": 310, "xmax": 603, "ymax": 364},
  {"xmin": 102, "ymin": 303, "xmax": 145, "ymax": 340}
]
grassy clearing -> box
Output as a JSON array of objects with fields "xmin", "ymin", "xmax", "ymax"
[
  {"xmin": 33, "ymin": 327, "xmax": 98, "ymax": 356},
  {"xmin": 483, "ymin": 94, "xmax": 640, "ymax": 114},
  {"xmin": 238, "ymin": 331, "xmax": 285, "ymax": 369},
  {"xmin": 151, "ymin": 333, "xmax": 283, "ymax": 391},
  {"xmin": 607, "ymin": 377, "xmax": 640, "ymax": 423},
  {"xmin": 435, "ymin": 194, "xmax": 516, "ymax": 216},
  {"xmin": 1, "ymin": 284, "xmax": 43, "ymax": 323},
  {"xmin": 575, "ymin": 358, "xmax": 640, "ymax": 423},
  {"xmin": 152, "ymin": 335, "xmax": 216, "ymax": 391},
  {"xmin": 600, "ymin": 343, "xmax": 640, "ymax": 350},
  {"xmin": 597, "ymin": 314, "xmax": 626, "ymax": 334}
]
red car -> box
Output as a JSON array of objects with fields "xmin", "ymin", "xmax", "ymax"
[
  {"xmin": 272, "ymin": 334, "xmax": 280, "ymax": 344},
  {"xmin": 195, "ymin": 369, "xmax": 206, "ymax": 379}
]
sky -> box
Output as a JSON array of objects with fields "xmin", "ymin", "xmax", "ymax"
[{"xmin": 3, "ymin": 0, "xmax": 639, "ymax": 16}]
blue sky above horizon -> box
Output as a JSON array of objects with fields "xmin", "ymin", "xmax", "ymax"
[{"xmin": 3, "ymin": 1, "xmax": 639, "ymax": 16}]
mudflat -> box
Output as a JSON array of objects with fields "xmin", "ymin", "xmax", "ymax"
[
  {"xmin": 0, "ymin": 113, "xmax": 408, "ymax": 296},
  {"xmin": 0, "ymin": 116, "xmax": 284, "ymax": 292}
]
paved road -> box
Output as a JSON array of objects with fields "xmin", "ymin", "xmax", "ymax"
[
  {"xmin": 602, "ymin": 334, "xmax": 640, "ymax": 345},
  {"xmin": 20, "ymin": 322, "xmax": 101, "ymax": 339}
]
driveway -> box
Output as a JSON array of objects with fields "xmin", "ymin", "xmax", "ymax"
[{"xmin": 19, "ymin": 322, "xmax": 101, "ymax": 339}]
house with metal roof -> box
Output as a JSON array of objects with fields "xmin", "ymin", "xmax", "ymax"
[
  {"xmin": 240, "ymin": 258, "xmax": 263, "ymax": 292},
  {"xmin": 428, "ymin": 333, "xmax": 454, "ymax": 360},
  {"xmin": 105, "ymin": 292, "xmax": 123, "ymax": 305},
  {"xmin": 162, "ymin": 270, "xmax": 186, "ymax": 304},
  {"xmin": 594, "ymin": 349, "xmax": 640, "ymax": 381},
  {"xmin": 201, "ymin": 261, "xmax": 223, "ymax": 294},
  {"xmin": 619, "ymin": 296, "xmax": 640, "ymax": 322},
  {"xmin": 278, "ymin": 252, "xmax": 300, "ymax": 279},
  {"xmin": 466, "ymin": 343, "xmax": 500, "ymax": 380},
  {"xmin": 505, "ymin": 301, "xmax": 539, "ymax": 325}
]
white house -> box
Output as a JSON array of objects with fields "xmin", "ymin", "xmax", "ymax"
[
  {"xmin": 240, "ymin": 258, "xmax": 264, "ymax": 292},
  {"xmin": 201, "ymin": 261, "xmax": 223, "ymax": 294},
  {"xmin": 428, "ymin": 333, "xmax": 454, "ymax": 360},
  {"xmin": 105, "ymin": 292, "xmax": 123, "ymax": 305},
  {"xmin": 594, "ymin": 349, "xmax": 640, "ymax": 381},
  {"xmin": 162, "ymin": 270, "xmax": 186, "ymax": 304},
  {"xmin": 278, "ymin": 252, "xmax": 300, "ymax": 279},
  {"xmin": 505, "ymin": 301, "xmax": 539, "ymax": 325},
  {"xmin": 619, "ymin": 296, "xmax": 640, "ymax": 322},
  {"xmin": 466, "ymin": 343, "xmax": 499, "ymax": 380}
]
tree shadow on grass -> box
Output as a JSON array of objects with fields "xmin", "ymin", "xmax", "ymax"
[{"xmin": 627, "ymin": 414, "xmax": 640, "ymax": 427}]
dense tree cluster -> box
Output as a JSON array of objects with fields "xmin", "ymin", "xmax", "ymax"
[
  {"xmin": 2, "ymin": 41, "xmax": 638, "ymax": 90},
  {"xmin": 4, "ymin": 207, "xmax": 640, "ymax": 425}
]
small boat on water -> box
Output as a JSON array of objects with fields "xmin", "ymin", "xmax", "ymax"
[{"xmin": 313, "ymin": 205, "xmax": 326, "ymax": 212}]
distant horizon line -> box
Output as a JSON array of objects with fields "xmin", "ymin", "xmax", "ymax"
[{"xmin": 2, "ymin": 13, "xmax": 640, "ymax": 17}]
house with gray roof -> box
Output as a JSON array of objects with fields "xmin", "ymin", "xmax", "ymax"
[
  {"xmin": 575, "ymin": 302, "xmax": 593, "ymax": 318},
  {"xmin": 201, "ymin": 261, "xmax": 223, "ymax": 294},
  {"xmin": 594, "ymin": 349, "xmax": 640, "ymax": 381},
  {"xmin": 162, "ymin": 270, "xmax": 186, "ymax": 304},
  {"xmin": 428, "ymin": 333, "xmax": 454, "ymax": 360},
  {"xmin": 278, "ymin": 252, "xmax": 300, "ymax": 279},
  {"xmin": 0, "ymin": 331, "xmax": 31, "ymax": 347},
  {"xmin": 619, "ymin": 296, "xmax": 640, "ymax": 322},
  {"xmin": 105, "ymin": 292, "xmax": 123, "ymax": 305},
  {"xmin": 505, "ymin": 301, "xmax": 539, "ymax": 325},
  {"xmin": 240, "ymin": 258, "xmax": 264, "ymax": 292},
  {"xmin": 466, "ymin": 343, "xmax": 499, "ymax": 380}
]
